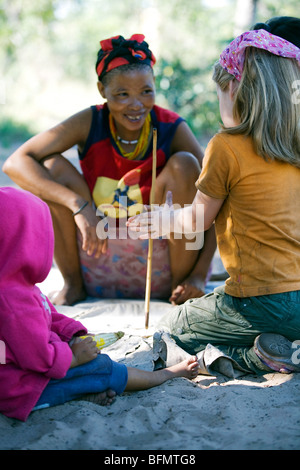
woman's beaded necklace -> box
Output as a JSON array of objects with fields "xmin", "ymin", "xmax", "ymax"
[{"xmin": 109, "ymin": 113, "xmax": 151, "ymax": 161}]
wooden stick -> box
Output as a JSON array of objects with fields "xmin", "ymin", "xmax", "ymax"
[{"xmin": 145, "ymin": 128, "xmax": 157, "ymax": 329}]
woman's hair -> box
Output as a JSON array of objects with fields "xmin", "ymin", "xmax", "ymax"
[{"xmin": 213, "ymin": 17, "xmax": 300, "ymax": 167}]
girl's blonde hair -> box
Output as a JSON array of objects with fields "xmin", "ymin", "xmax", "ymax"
[{"xmin": 213, "ymin": 49, "xmax": 300, "ymax": 167}]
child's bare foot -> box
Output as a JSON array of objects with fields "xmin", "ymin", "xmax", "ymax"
[
  {"xmin": 166, "ymin": 356, "xmax": 199, "ymax": 380},
  {"xmin": 49, "ymin": 283, "xmax": 87, "ymax": 306},
  {"xmin": 125, "ymin": 356, "xmax": 200, "ymax": 391},
  {"xmin": 80, "ymin": 389, "xmax": 116, "ymax": 406}
]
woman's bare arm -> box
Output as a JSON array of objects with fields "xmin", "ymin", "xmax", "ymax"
[
  {"xmin": 3, "ymin": 108, "xmax": 92, "ymax": 214},
  {"xmin": 170, "ymin": 121, "xmax": 204, "ymax": 166}
]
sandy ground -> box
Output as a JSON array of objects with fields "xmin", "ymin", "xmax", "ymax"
[
  {"xmin": 0, "ymin": 267, "xmax": 299, "ymax": 451},
  {"xmin": 1, "ymin": 166, "xmax": 300, "ymax": 451}
]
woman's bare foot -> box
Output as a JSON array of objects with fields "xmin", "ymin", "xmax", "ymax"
[
  {"xmin": 165, "ymin": 356, "xmax": 199, "ymax": 380},
  {"xmin": 80, "ymin": 389, "xmax": 116, "ymax": 406},
  {"xmin": 49, "ymin": 283, "xmax": 87, "ymax": 306}
]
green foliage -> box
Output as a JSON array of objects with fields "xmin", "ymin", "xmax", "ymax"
[
  {"xmin": 155, "ymin": 58, "xmax": 220, "ymax": 140},
  {"xmin": 0, "ymin": 117, "xmax": 33, "ymax": 148},
  {"xmin": 0, "ymin": 0, "xmax": 56, "ymax": 65},
  {"xmin": 0, "ymin": 0, "xmax": 299, "ymax": 146}
]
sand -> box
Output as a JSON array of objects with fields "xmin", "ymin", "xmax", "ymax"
[
  {"xmin": 0, "ymin": 166, "xmax": 299, "ymax": 450},
  {"xmin": 0, "ymin": 267, "xmax": 299, "ymax": 451}
]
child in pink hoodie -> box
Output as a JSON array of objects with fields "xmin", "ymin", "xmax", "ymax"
[{"xmin": 0, "ymin": 188, "xmax": 198, "ymax": 421}]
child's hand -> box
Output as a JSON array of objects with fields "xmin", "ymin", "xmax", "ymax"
[
  {"xmin": 127, "ymin": 191, "xmax": 174, "ymax": 239},
  {"xmin": 70, "ymin": 337, "xmax": 98, "ymax": 368}
]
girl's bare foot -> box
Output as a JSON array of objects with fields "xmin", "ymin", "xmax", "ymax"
[
  {"xmin": 49, "ymin": 283, "xmax": 87, "ymax": 306},
  {"xmin": 166, "ymin": 356, "xmax": 199, "ymax": 380},
  {"xmin": 80, "ymin": 389, "xmax": 116, "ymax": 406},
  {"xmin": 125, "ymin": 356, "xmax": 199, "ymax": 391}
]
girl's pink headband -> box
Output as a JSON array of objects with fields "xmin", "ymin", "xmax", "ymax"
[{"xmin": 219, "ymin": 29, "xmax": 300, "ymax": 81}]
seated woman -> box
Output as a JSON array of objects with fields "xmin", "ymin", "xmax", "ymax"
[{"xmin": 3, "ymin": 34, "xmax": 216, "ymax": 306}]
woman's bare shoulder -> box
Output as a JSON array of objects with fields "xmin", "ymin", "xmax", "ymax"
[{"xmin": 60, "ymin": 107, "xmax": 93, "ymax": 144}]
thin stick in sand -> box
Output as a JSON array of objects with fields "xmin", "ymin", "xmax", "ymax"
[{"xmin": 145, "ymin": 128, "xmax": 157, "ymax": 329}]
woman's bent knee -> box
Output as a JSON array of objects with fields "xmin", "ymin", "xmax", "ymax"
[
  {"xmin": 165, "ymin": 151, "xmax": 201, "ymax": 178},
  {"xmin": 156, "ymin": 152, "xmax": 200, "ymax": 204}
]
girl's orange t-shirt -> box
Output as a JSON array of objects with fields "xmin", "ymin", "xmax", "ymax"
[{"xmin": 196, "ymin": 132, "xmax": 300, "ymax": 297}]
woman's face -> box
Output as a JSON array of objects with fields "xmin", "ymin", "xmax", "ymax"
[{"xmin": 98, "ymin": 68, "xmax": 156, "ymax": 137}]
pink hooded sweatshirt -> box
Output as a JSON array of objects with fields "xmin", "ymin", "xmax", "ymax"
[{"xmin": 0, "ymin": 188, "xmax": 87, "ymax": 421}]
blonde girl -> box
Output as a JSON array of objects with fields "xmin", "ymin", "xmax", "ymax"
[{"xmin": 128, "ymin": 17, "xmax": 300, "ymax": 375}]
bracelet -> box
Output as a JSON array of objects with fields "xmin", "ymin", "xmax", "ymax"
[{"xmin": 72, "ymin": 201, "xmax": 89, "ymax": 216}]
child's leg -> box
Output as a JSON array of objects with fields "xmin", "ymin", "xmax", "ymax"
[
  {"xmin": 79, "ymin": 389, "xmax": 116, "ymax": 406},
  {"xmin": 157, "ymin": 286, "xmax": 300, "ymax": 375},
  {"xmin": 33, "ymin": 354, "xmax": 128, "ymax": 411},
  {"xmin": 125, "ymin": 357, "xmax": 199, "ymax": 391}
]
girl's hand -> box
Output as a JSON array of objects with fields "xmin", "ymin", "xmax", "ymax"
[
  {"xmin": 127, "ymin": 191, "xmax": 174, "ymax": 239},
  {"xmin": 70, "ymin": 336, "xmax": 98, "ymax": 368}
]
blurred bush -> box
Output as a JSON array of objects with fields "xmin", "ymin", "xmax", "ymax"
[{"xmin": 0, "ymin": 0, "xmax": 298, "ymax": 148}]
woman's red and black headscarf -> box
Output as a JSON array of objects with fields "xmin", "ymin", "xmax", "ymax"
[{"xmin": 96, "ymin": 34, "xmax": 156, "ymax": 81}]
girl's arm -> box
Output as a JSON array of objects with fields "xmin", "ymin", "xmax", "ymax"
[
  {"xmin": 192, "ymin": 189, "xmax": 224, "ymax": 231},
  {"xmin": 1, "ymin": 300, "xmax": 73, "ymax": 379},
  {"xmin": 127, "ymin": 190, "xmax": 224, "ymax": 238},
  {"xmin": 49, "ymin": 302, "xmax": 87, "ymax": 341}
]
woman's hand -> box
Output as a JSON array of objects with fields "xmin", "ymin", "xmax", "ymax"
[
  {"xmin": 73, "ymin": 203, "xmax": 108, "ymax": 258},
  {"xmin": 169, "ymin": 276, "xmax": 206, "ymax": 305}
]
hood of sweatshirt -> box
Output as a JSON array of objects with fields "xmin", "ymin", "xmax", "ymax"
[{"xmin": 0, "ymin": 187, "xmax": 54, "ymax": 288}]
